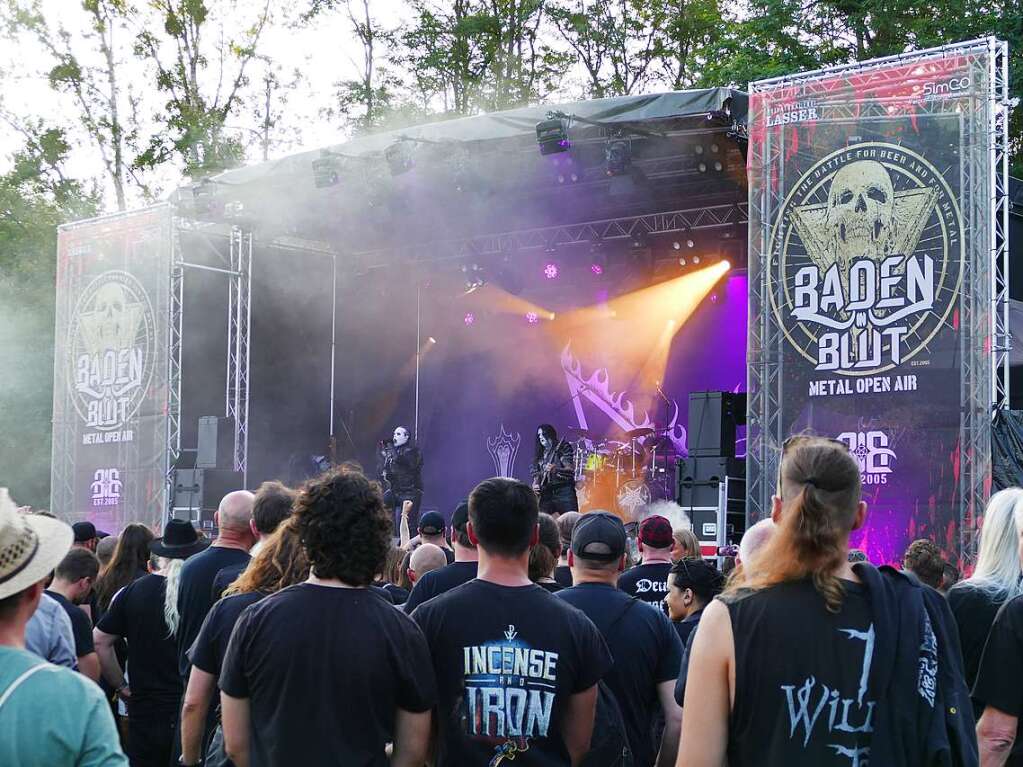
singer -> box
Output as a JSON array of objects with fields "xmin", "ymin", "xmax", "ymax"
[
  {"xmin": 531, "ymin": 423, "xmax": 579, "ymax": 512},
  {"xmin": 377, "ymin": 426, "xmax": 424, "ymax": 531}
]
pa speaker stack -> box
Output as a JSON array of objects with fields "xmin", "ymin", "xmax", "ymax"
[
  {"xmin": 676, "ymin": 392, "xmax": 747, "ymax": 552},
  {"xmin": 170, "ymin": 416, "xmax": 244, "ymax": 531}
]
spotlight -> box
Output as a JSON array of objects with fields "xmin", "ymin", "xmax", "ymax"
[
  {"xmin": 591, "ymin": 261, "xmax": 605, "ymax": 276},
  {"xmin": 714, "ymin": 160, "xmax": 723, "ymax": 172},
  {"xmin": 536, "ymin": 117, "xmax": 570, "ymax": 155},
  {"xmin": 679, "ymin": 257, "xmax": 687, "ymax": 266},
  {"xmin": 462, "ymin": 263, "xmax": 485, "ymax": 293},
  {"xmin": 464, "ymin": 312, "xmax": 475, "ymax": 326},
  {"xmin": 692, "ymin": 255, "xmax": 701, "ymax": 265},
  {"xmin": 525, "ymin": 312, "xmax": 539, "ymax": 325},
  {"xmin": 672, "ymin": 241, "xmax": 681, "ymax": 250},
  {"xmin": 698, "ymin": 162, "xmax": 708, "ymax": 173},
  {"xmin": 605, "ymin": 139, "xmax": 630, "ymax": 176},
  {"xmin": 544, "ymin": 263, "xmax": 559, "ymax": 280},
  {"xmin": 312, "ymin": 150, "xmax": 341, "ymax": 188},
  {"xmin": 385, "ymin": 140, "xmax": 415, "ymax": 175},
  {"xmin": 723, "ymin": 259, "xmax": 732, "ymax": 270},
  {"xmin": 428, "ymin": 337, "xmax": 437, "ymax": 344},
  {"xmin": 549, "ymin": 312, "xmax": 556, "ymax": 320},
  {"xmin": 710, "ymin": 292, "xmax": 720, "ymax": 304},
  {"xmin": 686, "ymin": 238, "xmax": 695, "ymax": 248}
]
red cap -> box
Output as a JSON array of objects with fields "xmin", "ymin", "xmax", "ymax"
[{"xmin": 638, "ymin": 515, "xmax": 673, "ymax": 548}]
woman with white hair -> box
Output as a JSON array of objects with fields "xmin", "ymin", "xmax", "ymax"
[{"xmin": 947, "ymin": 487, "xmax": 1023, "ymax": 710}]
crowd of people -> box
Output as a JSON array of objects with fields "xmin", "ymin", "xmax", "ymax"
[{"xmin": 1, "ymin": 434, "xmax": 1023, "ymax": 766}]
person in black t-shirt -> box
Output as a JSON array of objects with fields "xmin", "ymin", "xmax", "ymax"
[
  {"xmin": 180, "ymin": 517, "xmax": 310, "ymax": 767},
  {"xmin": 618, "ymin": 515, "xmax": 675, "ymax": 610},
  {"xmin": 413, "ymin": 477, "xmax": 612, "ymax": 766},
  {"xmin": 947, "ymin": 487, "xmax": 1023, "ymax": 718},
  {"xmin": 404, "ymin": 500, "xmax": 479, "ymax": 613},
  {"xmin": 558, "ymin": 512, "xmax": 683, "ymax": 767},
  {"xmin": 974, "ymin": 596, "xmax": 1023, "ymax": 765},
  {"xmin": 220, "ymin": 467, "xmax": 436, "ymax": 767},
  {"xmin": 95, "ymin": 519, "xmax": 210, "ymax": 767},
  {"xmin": 680, "ymin": 436, "xmax": 877, "ymax": 767},
  {"xmin": 176, "ymin": 490, "xmax": 255, "ymax": 680},
  {"xmin": 664, "ymin": 558, "xmax": 725, "ymax": 707},
  {"xmin": 47, "ymin": 547, "xmax": 101, "ymax": 682},
  {"xmin": 211, "ymin": 480, "xmax": 295, "ymax": 600}
]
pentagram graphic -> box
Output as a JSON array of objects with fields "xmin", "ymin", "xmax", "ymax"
[{"xmin": 769, "ymin": 142, "xmax": 962, "ymax": 376}]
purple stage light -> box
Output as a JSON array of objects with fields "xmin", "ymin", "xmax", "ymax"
[
  {"xmin": 590, "ymin": 263, "xmax": 604, "ymax": 275},
  {"xmin": 464, "ymin": 312, "xmax": 475, "ymax": 326},
  {"xmin": 525, "ymin": 312, "xmax": 539, "ymax": 324},
  {"xmin": 544, "ymin": 263, "xmax": 559, "ymax": 280}
]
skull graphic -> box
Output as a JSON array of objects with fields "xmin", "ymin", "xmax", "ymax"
[
  {"xmin": 91, "ymin": 282, "xmax": 133, "ymax": 351},
  {"xmin": 825, "ymin": 160, "xmax": 897, "ymax": 269}
]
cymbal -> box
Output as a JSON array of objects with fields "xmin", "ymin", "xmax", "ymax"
[{"xmin": 624, "ymin": 427, "xmax": 654, "ymax": 439}]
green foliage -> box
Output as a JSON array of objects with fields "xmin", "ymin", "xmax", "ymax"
[{"xmin": 0, "ymin": 129, "xmax": 99, "ymax": 508}]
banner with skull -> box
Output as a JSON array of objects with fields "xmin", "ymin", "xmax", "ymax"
[
  {"xmin": 748, "ymin": 43, "xmax": 998, "ymax": 566},
  {"xmin": 51, "ymin": 206, "xmax": 173, "ymax": 531}
]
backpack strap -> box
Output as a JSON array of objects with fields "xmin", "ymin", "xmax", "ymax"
[{"xmin": 0, "ymin": 663, "xmax": 52, "ymax": 711}]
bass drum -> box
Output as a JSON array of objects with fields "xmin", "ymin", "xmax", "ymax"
[{"xmin": 615, "ymin": 479, "xmax": 652, "ymax": 522}]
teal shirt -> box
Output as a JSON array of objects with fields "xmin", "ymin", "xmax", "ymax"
[{"xmin": 0, "ymin": 646, "xmax": 127, "ymax": 767}]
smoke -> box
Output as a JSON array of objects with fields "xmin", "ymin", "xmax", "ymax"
[{"xmin": 637, "ymin": 499, "xmax": 692, "ymax": 532}]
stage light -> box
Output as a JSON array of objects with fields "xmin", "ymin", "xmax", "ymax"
[
  {"xmin": 312, "ymin": 150, "xmax": 341, "ymax": 188},
  {"xmin": 462, "ymin": 263, "xmax": 485, "ymax": 293},
  {"xmin": 679, "ymin": 257, "xmax": 687, "ymax": 266},
  {"xmin": 428, "ymin": 337, "xmax": 437, "ymax": 344},
  {"xmin": 698, "ymin": 162, "xmax": 708, "ymax": 173},
  {"xmin": 526, "ymin": 312, "xmax": 539, "ymax": 324},
  {"xmin": 536, "ymin": 117, "xmax": 570, "ymax": 155},
  {"xmin": 714, "ymin": 160, "xmax": 723, "ymax": 172},
  {"xmin": 722, "ymin": 259, "xmax": 731, "ymax": 270},
  {"xmin": 385, "ymin": 141, "xmax": 415, "ymax": 175},
  {"xmin": 544, "ymin": 263, "xmax": 559, "ymax": 280},
  {"xmin": 692, "ymin": 255, "xmax": 701, "ymax": 265},
  {"xmin": 591, "ymin": 262, "xmax": 604, "ymax": 276},
  {"xmin": 686, "ymin": 238, "xmax": 695, "ymax": 248},
  {"xmin": 464, "ymin": 312, "xmax": 475, "ymax": 326},
  {"xmin": 605, "ymin": 139, "xmax": 630, "ymax": 176},
  {"xmin": 549, "ymin": 312, "xmax": 556, "ymax": 320}
]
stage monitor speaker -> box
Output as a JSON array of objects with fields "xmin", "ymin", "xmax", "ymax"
[
  {"xmin": 197, "ymin": 416, "xmax": 234, "ymax": 469},
  {"xmin": 687, "ymin": 392, "xmax": 747, "ymax": 457}
]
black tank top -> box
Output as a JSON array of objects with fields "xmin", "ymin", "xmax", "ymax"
[{"xmin": 725, "ymin": 578, "xmax": 875, "ymax": 766}]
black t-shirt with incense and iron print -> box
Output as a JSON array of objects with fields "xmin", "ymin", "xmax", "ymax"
[{"xmin": 412, "ymin": 579, "xmax": 612, "ymax": 766}]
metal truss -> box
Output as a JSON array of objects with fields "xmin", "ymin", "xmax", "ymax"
[
  {"xmin": 355, "ymin": 203, "xmax": 748, "ymax": 267},
  {"xmin": 744, "ymin": 92, "xmax": 786, "ymax": 523},
  {"xmin": 991, "ymin": 38, "xmax": 1011, "ymax": 412},
  {"xmin": 165, "ymin": 222, "xmax": 185, "ymax": 512},
  {"xmin": 226, "ymin": 227, "xmax": 252, "ymax": 483}
]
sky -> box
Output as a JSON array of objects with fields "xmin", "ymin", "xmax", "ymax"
[{"xmin": 0, "ymin": 0, "xmax": 415, "ymax": 206}]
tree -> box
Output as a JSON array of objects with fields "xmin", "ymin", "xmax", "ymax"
[
  {"xmin": 401, "ymin": 0, "xmax": 569, "ymax": 115},
  {"xmin": 2, "ymin": 0, "xmax": 145, "ymax": 209},
  {"xmin": 0, "ymin": 126, "xmax": 99, "ymax": 508},
  {"xmin": 133, "ymin": 0, "xmax": 274, "ymax": 178},
  {"xmin": 546, "ymin": 0, "xmax": 661, "ymax": 97}
]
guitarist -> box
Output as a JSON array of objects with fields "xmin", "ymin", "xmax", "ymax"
[{"xmin": 531, "ymin": 424, "xmax": 579, "ymax": 512}]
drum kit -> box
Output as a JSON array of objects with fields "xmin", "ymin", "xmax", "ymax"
[{"xmin": 567, "ymin": 425, "xmax": 679, "ymax": 520}]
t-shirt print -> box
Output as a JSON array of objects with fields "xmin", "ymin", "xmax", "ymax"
[
  {"xmin": 780, "ymin": 623, "xmax": 878, "ymax": 765},
  {"xmin": 462, "ymin": 623, "xmax": 558, "ymax": 763}
]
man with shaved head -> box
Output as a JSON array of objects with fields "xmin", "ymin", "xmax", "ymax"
[
  {"xmin": 175, "ymin": 490, "xmax": 255, "ymax": 680},
  {"xmin": 408, "ymin": 543, "xmax": 448, "ymax": 586}
]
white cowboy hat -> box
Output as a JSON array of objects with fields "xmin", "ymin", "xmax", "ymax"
[{"xmin": 0, "ymin": 488, "xmax": 73, "ymax": 601}]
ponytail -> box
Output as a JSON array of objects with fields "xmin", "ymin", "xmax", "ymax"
[{"xmin": 728, "ymin": 437, "xmax": 860, "ymax": 612}]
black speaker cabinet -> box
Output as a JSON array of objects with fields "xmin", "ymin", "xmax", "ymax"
[
  {"xmin": 170, "ymin": 468, "xmax": 244, "ymax": 529},
  {"xmin": 687, "ymin": 392, "xmax": 747, "ymax": 457},
  {"xmin": 196, "ymin": 416, "xmax": 235, "ymax": 469}
]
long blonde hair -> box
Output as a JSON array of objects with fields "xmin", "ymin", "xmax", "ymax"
[
  {"xmin": 728, "ymin": 436, "xmax": 861, "ymax": 612},
  {"xmin": 959, "ymin": 488, "xmax": 1023, "ymax": 599},
  {"xmin": 161, "ymin": 558, "xmax": 185, "ymax": 637}
]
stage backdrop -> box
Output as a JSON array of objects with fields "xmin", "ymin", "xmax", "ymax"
[
  {"xmin": 747, "ymin": 40, "xmax": 1001, "ymax": 566},
  {"xmin": 51, "ymin": 206, "xmax": 173, "ymax": 531}
]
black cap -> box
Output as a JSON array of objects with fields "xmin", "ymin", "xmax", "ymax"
[
  {"xmin": 571, "ymin": 512, "xmax": 626, "ymax": 562},
  {"xmin": 419, "ymin": 511, "xmax": 445, "ymax": 536},
  {"xmin": 451, "ymin": 501, "xmax": 469, "ymax": 531},
  {"xmin": 72, "ymin": 521, "xmax": 97, "ymax": 543}
]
